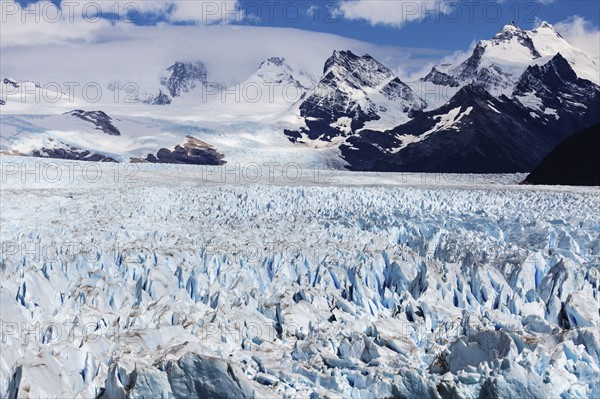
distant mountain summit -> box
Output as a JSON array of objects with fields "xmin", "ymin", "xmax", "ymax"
[
  {"xmin": 212, "ymin": 57, "xmax": 317, "ymax": 114},
  {"xmin": 1, "ymin": 21, "xmax": 598, "ymax": 173},
  {"xmin": 285, "ymin": 50, "xmax": 425, "ymax": 142},
  {"xmin": 283, "ymin": 22, "xmax": 600, "ymax": 173},
  {"xmin": 514, "ymin": 53, "xmax": 600, "ymax": 132},
  {"xmin": 161, "ymin": 61, "xmax": 208, "ymax": 98},
  {"xmin": 254, "ymin": 57, "xmax": 316, "ymax": 90},
  {"xmin": 144, "ymin": 61, "xmax": 208, "ymax": 105},
  {"xmin": 421, "ymin": 21, "xmax": 599, "ymax": 95}
]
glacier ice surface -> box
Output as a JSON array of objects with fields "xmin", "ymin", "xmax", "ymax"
[{"xmin": 0, "ymin": 157, "xmax": 598, "ymax": 398}]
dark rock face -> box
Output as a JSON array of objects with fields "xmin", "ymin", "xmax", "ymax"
[
  {"xmin": 337, "ymin": 52, "xmax": 600, "ymax": 173},
  {"xmin": 523, "ymin": 122, "xmax": 600, "ymax": 186},
  {"xmin": 147, "ymin": 90, "xmax": 172, "ymax": 105},
  {"xmin": 454, "ymin": 42, "xmax": 487, "ymax": 83},
  {"xmin": 145, "ymin": 136, "xmax": 226, "ymax": 165},
  {"xmin": 161, "ymin": 61, "xmax": 208, "ymax": 98},
  {"xmin": 514, "ymin": 53, "xmax": 600, "ymax": 133},
  {"xmin": 422, "ymin": 67, "xmax": 459, "ymax": 87},
  {"xmin": 285, "ymin": 50, "xmax": 424, "ymax": 142},
  {"xmin": 490, "ymin": 23, "xmax": 541, "ymax": 58},
  {"xmin": 66, "ymin": 110, "xmax": 121, "ymax": 136},
  {"xmin": 341, "ymin": 85, "xmax": 558, "ymax": 173},
  {"xmin": 474, "ymin": 65, "xmax": 513, "ymax": 93},
  {"xmin": 266, "ymin": 56, "xmax": 285, "ymax": 67},
  {"xmin": 382, "ymin": 77, "xmax": 426, "ymax": 111},
  {"xmin": 3, "ymin": 78, "xmax": 19, "ymax": 88},
  {"xmin": 31, "ymin": 147, "xmax": 117, "ymax": 162},
  {"xmin": 145, "ymin": 61, "xmax": 208, "ymax": 105}
]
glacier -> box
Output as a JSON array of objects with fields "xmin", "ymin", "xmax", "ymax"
[{"xmin": 0, "ymin": 157, "xmax": 599, "ymax": 398}]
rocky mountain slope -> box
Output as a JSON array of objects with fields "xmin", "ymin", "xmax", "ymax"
[
  {"xmin": 421, "ymin": 22, "xmax": 599, "ymax": 94},
  {"xmin": 1, "ymin": 22, "xmax": 598, "ymax": 175},
  {"xmin": 524, "ymin": 122, "xmax": 600, "ymax": 186},
  {"xmin": 340, "ymin": 53, "xmax": 600, "ymax": 172},
  {"xmin": 285, "ymin": 50, "xmax": 425, "ymax": 142}
]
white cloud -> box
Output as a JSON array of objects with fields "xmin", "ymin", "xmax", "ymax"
[
  {"xmin": 0, "ymin": 0, "xmax": 112, "ymax": 48},
  {"xmin": 396, "ymin": 42, "xmax": 475, "ymax": 81},
  {"xmin": 0, "ymin": 0, "xmax": 452, "ymax": 83},
  {"xmin": 554, "ymin": 16, "xmax": 600, "ymax": 58},
  {"xmin": 0, "ymin": 23, "xmax": 425, "ymax": 89},
  {"xmin": 336, "ymin": 0, "xmax": 448, "ymax": 27},
  {"xmin": 113, "ymin": 0, "xmax": 242, "ymax": 24},
  {"xmin": 0, "ymin": 0, "xmax": 243, "ymax": 48}
]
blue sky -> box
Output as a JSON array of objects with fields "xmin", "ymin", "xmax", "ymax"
[
  {"xmin": 14, "ymin": 0, "xmax": 600, "ymax": 53},
  {"xmin": 235, "ymin": 0, "xmax": 600, "ymax": 51}
]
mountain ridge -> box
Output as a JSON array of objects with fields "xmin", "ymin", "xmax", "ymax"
[{"xmin": 0, "ymin": 21, "xmax": 598, "ymax": 174}]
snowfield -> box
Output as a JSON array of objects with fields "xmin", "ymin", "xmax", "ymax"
[{"xmin": 1, "ymin": 157, "xmax": 599, "ymax": 398}]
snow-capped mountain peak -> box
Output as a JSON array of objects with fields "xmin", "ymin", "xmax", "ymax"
[
  {"xmin": 513, "ymin": 52, "xmax": 600, "ymax": 125},
  {"xmin": 323, "ymin": 49, "xmax": 359, "ymax": 73},
  {"xmin": 263, "ymin": 56, "xmax": 286, "ymax": 67},
  {"xmin": 422, "ymin": 21, "xmax": 599, "ymax": 97},
  {"xmin": 452, "ymin": 23, "xmax": 543, "ymax": 86},
  {"xmin": 285, "ymin": 50, "xmax": 425, "ymax": 142},
  {"xmin": 527, "ymin": 22, "xmax": 599, "ymax": 84},
  {"xmin": 208, "ymin": 57, "xmax": 317, "ymax": 116},
  {"xmin": 140, "ymin": 61, "xmax": 209, "ymax": 106},
  {"xmin": 253, "ymin": 57, "xmax": 316, "ymax": 90},
  {"xmin": 160, "ymin": 61, "xmax": 208, "ymax": 98},
  {"xmin": 534, "ymin": 21, "xmax": 561, "ymax": 36},
  {"xmin": 323, "ymin": 50, "xmax": 395, "ymax": 90},
  {"xmin": 490, "ymin": 22, "xmax": 541, "ymax": 58}
]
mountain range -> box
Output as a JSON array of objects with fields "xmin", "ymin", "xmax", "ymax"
[{"xmin": 1, "ymin": 22, "xmax": 598, "ymax": 179}]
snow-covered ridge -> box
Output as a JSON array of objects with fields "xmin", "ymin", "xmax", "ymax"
[
  {"xmin": 1, "ymin": 21, "xmax": 598, "ymax": 174},
  {"xmin": 282, "ymin": 21, "xmax": 599, "ymax": 173},
  {"xmin": 207, "ymin": 57, "xmax": 318, "ymax": 117},
  {"xmin": 1, "ymin": 158, "xmax": 599, "ymax": 398},
  {"xmin": 421, "ymin": 21, "xmax": 599, "ymax": 98},
  {"xmin": 254, "ymin": 57, "xmax": 317, "ymax": 90},
  {"xmin": 285, "ymin": 50, "xmax": 425, "ymax": 142},
  {"xmin": 391, "ymin": 105, "xmax": 474, "ymax": 153}
]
